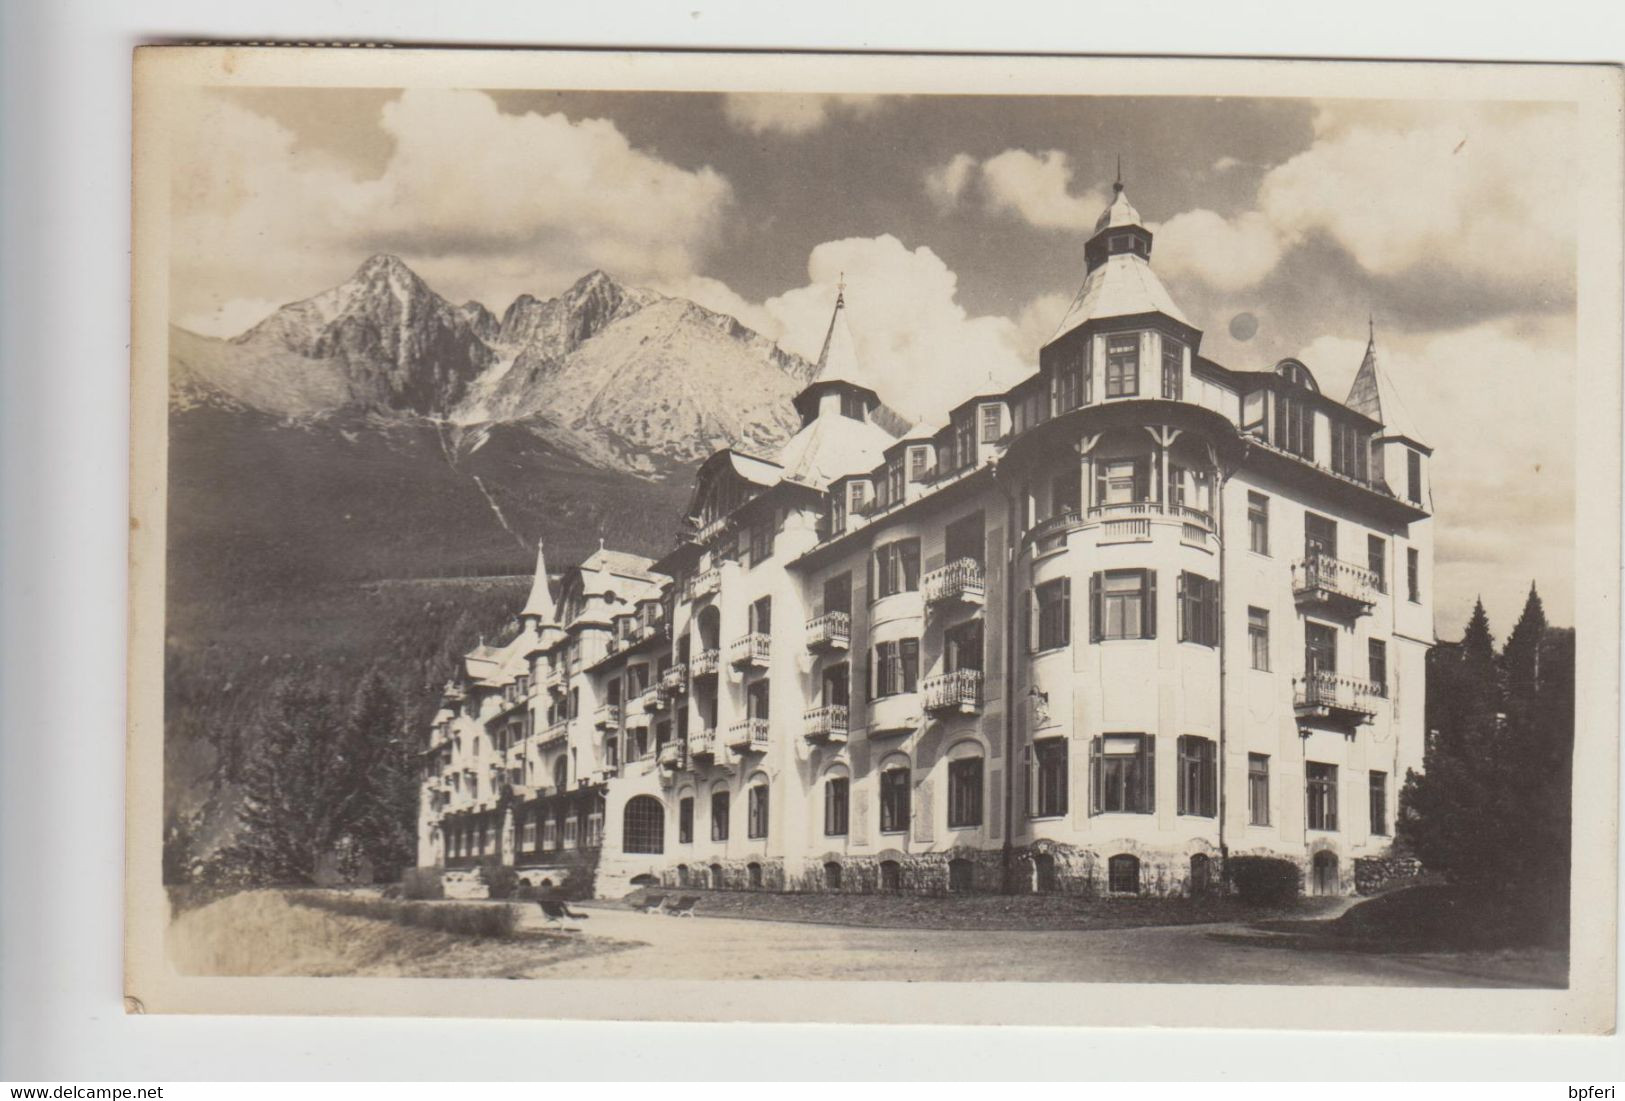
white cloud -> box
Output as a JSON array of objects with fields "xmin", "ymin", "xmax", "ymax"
[
  {"xmin": 1151, "ymin": 209, "xmax": 1283, "ymax": 292},
  {"xmin": 721, "ymin": 94, "xmax": 882, "ymax": 135},
  {"xmin": 1013, "ymin": 292, "xmax": 1074, "ymax": 361},
  {"xmin": 923, "ymin": 153, "xmax": 977, "ymax": 212},
  {"xmin": 169, "ymin": 89, "xmax": 736, "ymax": 325},
  {"xmin": 979, "ymin": 149, "xmax": 1107, "ymax": 231}
]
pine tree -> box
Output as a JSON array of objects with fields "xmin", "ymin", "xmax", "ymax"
[{"xmin": 347, "ymin": 668, "xmax": 418, "ymax": 881}]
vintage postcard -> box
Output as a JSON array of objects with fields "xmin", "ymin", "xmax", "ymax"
[{"xmin": 126, "ymin": 46, "xmax": 1623, "ymax": 1031}]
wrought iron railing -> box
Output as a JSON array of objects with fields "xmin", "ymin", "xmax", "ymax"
[
  {"xmin": 923, "ymin": 558, "xmax": 986, "ymax": 605},
  {"xmin": 803, "ymin": 704, "xmax": 850, "ymax": 742},
  {"xmin": 727, "ymin": 718, "xmax": 771, "ymax": 751},
  {"xmin": 805, "ymin": 611, "xmax": 851, "ymax": 650},
  {"xmin": 1294, "ymin": 553, "xmax": 1380, "ymax": 608},
  {"xmin": 729, "ymin": 633, "xmax": 771, "ymax": 667},
  {"xmin": 690, "ymin": 648, "xmax": 720, "ymax": 678},
  {"xmin": 1294, "ymin": 672, "xmax": 1379, "ymax": 720},
  {"xmin": 923, "ymin": 669, "xmax": 984, "ymax": 712}
]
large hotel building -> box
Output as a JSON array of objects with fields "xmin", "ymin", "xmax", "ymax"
[{"xmin": 416, "ymin": 181, "xmax": 1434, "ymax": 899}]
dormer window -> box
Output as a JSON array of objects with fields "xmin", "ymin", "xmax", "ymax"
[
  {"xmin": 840, "ymin": 391, "xmax": 866, "ymax": 420},
  {"xmin": 979, "ymin": 404, "xmax": 1002, "ymax": 443},
  {"xmin": 1161, "ymin": 338, "xmax": 1183, "ymax": 400},
  {"xmin": 908, "ymin": 446, "xmax": 931, "ymax": 483},
  {"xmin": 1407, "ymin": 449, "xmax": 1423, "ymax": 504},
  {"xmin": 848, "ymin": 480, "xmax": 869, "ymax": 516},
  {"xmin": 954, "ymin": 416, "xmax": 975, "ymax": 470},
  {"xmin": 1106, "ymin": 334, "xmax": 1140, "ymax": 398}
]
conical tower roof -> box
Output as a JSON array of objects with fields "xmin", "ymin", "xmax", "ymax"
[
  {"xmin": 521, "ymin": 541, "xmax": 556, "ymax": 623},
  {"xmin": 1051, "ymin": 180, "xmax": 1189, "ymax": 342},
  {"xmin": 1346, "ymin": 320, "xmax": 1425, "ymax": 446},
  {"xmin": 812, "ymin": 284, "xmax": 863, "ymax": 385}
]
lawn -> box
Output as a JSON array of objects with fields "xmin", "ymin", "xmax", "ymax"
[
  {"xmin": 167, "ymin": 889, "xmax": 643, "ymax": 978},
  {"xmin": 605, "ymin": 886, "xmax": 1343, "ymax": 931}
]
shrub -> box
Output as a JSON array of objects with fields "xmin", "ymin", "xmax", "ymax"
[
  {"xmin": 400, "ymin": 867, "xmax": 444, "ymax": 901},
  {"xmin": 287, "ymin": 890, "xmax": 518, "ymax": 938},
  {"xmin": 1227, "ymin": 855, "xmax": 1301, "ymax": 906},
  {"xmin": 480, "ymin": 864, "xmax": 519, "ymax": 899}
]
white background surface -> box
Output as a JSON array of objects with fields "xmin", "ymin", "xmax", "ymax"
[{"xmin": 2, "ymin": 0, "xmax": 1623, "ymax": 1081}]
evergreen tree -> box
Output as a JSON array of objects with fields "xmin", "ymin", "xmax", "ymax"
[{"xmin": 347, "ymin": 668, "xmax": 418, "ymax": 881}]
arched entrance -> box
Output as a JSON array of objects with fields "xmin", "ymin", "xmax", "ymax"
[{"xmin": 1311, "ymin": 851, "xmax": 1339, "ymax": 896}]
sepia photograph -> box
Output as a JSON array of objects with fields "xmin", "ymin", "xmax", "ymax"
[{"xmin": 122, "ymin": 46, "xmax": 1623, "ymax": 1031}]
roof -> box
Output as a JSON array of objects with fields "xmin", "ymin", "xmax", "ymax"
[
  {"xmin": 1345, "ymin": 325, "xmax": 1426, "ymax": 446},
  {"xmin": 1052, "ymin": 252, "xmax": 1190, "ymax": 340},
  {"xmin": 1095, "ymin": 183, "xmax": 1142, "ymax": 233},
  {"xmin": 520, "ymin": 541, "xmax": 556, "ymax": 622},
  {"xmin": 812, "ymin": 289, "xmax": 863, "ymax": 383},
  {"xmin": 777, "ymin": 408, "xmax": 897, "ymax": 487},
  {"xmin": 578, "ymin": 546, "xmax": 663, "ymax": 583},
  {"xmin": 722, "ymin": 450, "xmax": 784, "ymax": 488}
]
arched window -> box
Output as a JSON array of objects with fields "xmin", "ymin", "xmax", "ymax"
[
  {"xmin": 696, "ymin": 605, "xmax": 721, "ymax": 652},
  {"xmin": 948, "ymin": 857, "xmax": 974, "ymax": 892},
  {"xmin": 1312, "ymin": 851, "xmax": 1339, "ymax": 896},
  {"xmin": 676, "ymin": 864, "xmax": 690, "ymax": 887},
  {"xmin": 1108, "ymin": 853, "xmax": 1141, "ymax": 894},
  {"xmin": 1032, "ymin": 852, "xmax": 1058, "ymax": 893},
  {"xmin": 622, "ymin": 796, "xmax": 664, "ymax": 854},
  {"xmin": 747, "ymin": 862, "xmax": 763, "ymax": 889},
  {"xmin": 709, "ymin": 863, "xmax": 725, "ymax": 890},
  {"xmin": 553, "ymin": 756, "xmax": 568, "ymax": 792},
  {"xmin": 879, "ymin": 859, "xmax": 901, "ymax": 891},
  {"xmin": 1190, "ymin": 853, "xmax": 1213, "ymax": 895},
  {"xmin": 824, "ymin": 861, "xmax": 843, "ymax": 890}
]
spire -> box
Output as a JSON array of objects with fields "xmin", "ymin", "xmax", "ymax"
[
  {"xmin": 1345, "ymin": 318, "xmax": 1425, "ymax": 445},
  {"xmin": 812, "ymin": 282, "xmax": 863, "ymax": 384},
  {"xmin": 1049, "ymin": 170, "xmax": 1188, "ymax": 344},
  {"xmin": 520, "ymin": 540, "xmax": 555, "ymax": 624}
]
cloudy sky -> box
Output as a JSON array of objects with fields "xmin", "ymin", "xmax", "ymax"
[{"xmin": 166, "ymin": 88, "xmax": 1578, "ymax": 634}]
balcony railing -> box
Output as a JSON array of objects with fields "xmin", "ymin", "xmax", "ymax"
[
  {"xmin": 923, "ymin": 558, "xmax": 986, "ymax": 606},
  {"xmin": 687, "ymin": 566, "xmax": 722, "ymax": 602},
  {"xmin": 545, "ymin": 669, "xmax": 565, "ymax": 696},
  {"xmin": 688, "ymin": 729, "xmax": 718, "ymax": 760},
  {"xmin": 1028, "ymin": 502, "xmax": 1215, "ymax": 555},
  {"xmin": 803, "ymin": 704, "xmax": 849, "ymax": 744},
  {"xmin": 690, "ymin": 648, "xmax": 721, "ymax": 679},
  {"xmin": 923, "ymin": 669, "xmax": 984, "ymax": 714},
  {"xmin": 657, "ymin": 742, "xmax": 683, "ymax": 771},
  {"xmin": 729, "ymin": 633, "xmax": 771, "ymax": 668},
  {"xmin": 727, "ymin": 718, "xmax": 771, "ymax": 752},
  {"xmin": 635, "ymin": 684, "xmax": 663, "ymax": 712},
  {"xmin": 540, "ymin": 719, "xmax": 569, "ymax": 745},
  {"xmin": 1294, "ymin": 672, "xmax": 1379, "ymax": 725},
  {"xmin": 1293, "ymin": 553, "xmax": 1380, "ymax": 615},
  {"xmin": 661, "ymin": 663, "xmax": 688, "ymax": 694},
  {"xmin": 593, "ymin": 703, "xmax": 621, "ymax": 729},
  {"xmin": 623, "ymin": 705, "xmax": 652, "ymax": 731},
  {"xmin": 805, "ymin": 611, "xmax": 851, "ymax": 651}
]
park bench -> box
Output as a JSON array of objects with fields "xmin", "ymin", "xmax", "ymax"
[{"xmin": 665, "ymin": 895, "xmax": 699, "ymax": 918}]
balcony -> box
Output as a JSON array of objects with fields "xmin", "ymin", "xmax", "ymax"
[
  {"xmin": 593, "ymin": 703, "xmax": 621, "ymax": 729},
  {"xmin": 688, "ymin": 729, "xmax": 719, "ymax": 761},
  {"xmin": 805, "ymin": 611, "xmax": 851, "ymax": 652},
  {"xmin": 729, "ymin": 633, "xmax": 771, "ymax": 668},
  {"xmin": 687, "ymin": 566, "xmax": 722, "ymax": 602},
  {"xmin": 539, "ymin": 719, "xmax": 569, "ymax": 746},
  {"xmin": 1293, "ymin": 553, "xmax": 1379, "ymax": 617},
  {"xmin": 546, "ymin": 670, "xmax": 565, "ymax": 697},
  {"xmin": 923, "ymin": 558, "xmax": 986, "ymax": 607},
  {"xmin": 661, "ymin": 663, "xmax": 688, "ymax": 694},
  {"xmin": 623, "ymin": 705, "xmax": 652, "ymax": 731},
  {"xmin": 727, "ymin": 718, "xmax": 770, "ymax": 753},
  {"xmin": 657, "ymin": 742, "xmax": 683, "ymax": 771},
  {"xmin": 803, "ymin": 704, "xmax": 849, "ymax": 744},
  {"xmin": 923, "ymin": 669, "xmax": 984, "ymax": 714},
  {"xmin": 690, "ymin": 648, "xmax": 721, "ymax": 680},
  {"xmin": 1294, "ymin": 672, "xmax": 1379, "ymax": 727},
  {"xmin": 635, "ymin": 684, "xmax": 664, "ymax": 712}
]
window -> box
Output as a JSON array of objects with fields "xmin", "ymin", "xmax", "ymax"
[
  {"xmin": 1091, "ymin": 569, "xmax": 1156, "ymax": 641},
  {"xmin": 1368, "ymin": 639, "xmax": 1388, "ymax": 696},
  {"xmin": 710, "ymin": 863, "xmax": 725, "ymax": 889},
  {"xmin": 944, "ymin": 511, "xmax": 985, "ymax": 567},
  {"xmin": 1331, "ymin": 421, "xmax": 1370, "ymax": 481},
  {"xmin": 522, "ymin": 814, "xmax": 537, "ymax": 848},
  {"xmin": 746, "ymin": 678, "xmax": 770, "ymax": 721},
  {"xmin": 879, "ymin": 767, "xmax": 911, "ymax": 833},
  {"xmin": 542, "ymin": 817, "xmax": 558, "ymax": 850},
  {"xmin": 949, "ymin": 858, "xmax": 975, "ymax": 892},
  {"xmin": 872, "ymin": 539, "xmax": 921, "ymax": 599},
  {"xmin": 824, "ymin": 862, "xmax": 843, "ymax": 890},
  {"xmin": 749, "ymin": 595, "xmax": 771, "ymax": 636},
  {"xmin": 678, "ymin": 797, "xmax": 693, "ymax": 844},
  {"xmin": 840, "ymin": 391, "xmax": 865, "ymax": 420},
  {"xmin": 1369, "ymin": 771, "xmax": 1389, "ymax": 835},
  {"xmin": 748, "ymin": 862, "xmax": 763, "ymax": 889},
  {"xmin": 710, "ymin": 790, "xmax": 729, "ymax": 841},
  {"xmin": 1161, "ymin": 337, "xmax": 1183, "ymax": 399},
  {"xmin": 1176, "ymin": 736, "xmax": 1217, "ymax": 817},
  {"xmin": 1032, "ymin": 738, "xmax": 1068, "ymax": 818},
  {"xmin": 1032, "ymin": 578, "xmax": 1071, "ymax": 652},
  {"xmin": 873, "ymin": 638, "xmax": 920, "ymax": 697},
  {"xmin": 822, "ymin": 662, "xmax": 850, "ymax": 707},
  {"xmin": 947, "ymin": 757, "xmax": 984, "ymax": 828},
  {"xmin": 1368, "ymin": 535, "xmax": 1387, "ymax": 593},
  {"xmin": 954, "ymin": 416, "xmax": 975, "ymax": 469},
  {"xmin": 1091, "ymin": 734, "xmax": 1154, "ymax": 814},
  {"xmin": 553, "ymin": 756, "xmax": 568, "ymax": 792},
  {"xmin": 1306, "ymin": 621, "xmax": 1337, "ymax": 678},
  {"xmin": 1095, "ymin": 457, "xmax": 1150, "ymax": 507},
  {"xmin": 1248, "ymin": 607, "xmax": 1270, "ymax": 671},
  {"xmin": 1108, "ymin": 854, "xmax": 1141, "ymax": 894},
  {"xmin": 829, "ymin": 493, "xmax": 846, "ymax": 536},
  {"xmin": 1055, "ymin": 346, "xmax": 1087, "ymax": 412},
  {"xmin": 747, "ymin": 784, "xmax": 769, "ymax": 839},
  {"xmin": 1106, "ymin": 334, "xmax": 1139, "ymax": 397},
  {"xmin": 1033, "ymin": 852, "xmax": 1059, "ymax": 893},
  {"xmin": 879, "ymin": 859, "xmax": 902, "ymax": 890},
  {"xmin": 622, "ymin": 796, "xmax": 664, "ymax": 854},
  {"xmin": 563, "ymin": 817, "xmax": 578, "ymax": 849},
  {"xmin": 1407, "ymin": 547, "xmax": 1421, "ymax": 603},
  {"xmin": 1276, "ymin": 393, "xmax": 1314, "ymax": 459},
  {"xmin": 1177, "ymin": 572, "xmax": 1220, "ymax": 647},
  {"xmin": 568, "ymin": 686, "xmax": 579, "ymax": 719},
  {"xmin": 1305, "ymin": 512, "xmax": 1337, "ymax": 560},
  {"xmin": 1248, "ymin": 754, "xmax": 1270, "ymax": 826},
  {"xmin": 980, "ymin": 404, "xmax": 1002, "ymax": 443},
  {"xmin": 1247, "ymin": 492, "xmax": 1270, "ymax": 555},
  {"xmin": 1407, "ymin": 449, "xmax": 1423, "ymax": 504},
  {"xmin": 750, "ymin": 520, "xmax": 774, "ymax": 564},
  {"xmin": 823, "ymin": 572, "xmax": 852, "ymax": 616},
  {"xmin": 944, "ymin": 619, "xmax": 984, "ymax": 673},
  {"xmin": 825, "ymin": 776, "xmax": 849, "ymax": 836},
  {"xmin": 1307, "ymin": 762, "xmax": 1338, "ymax": 831}
]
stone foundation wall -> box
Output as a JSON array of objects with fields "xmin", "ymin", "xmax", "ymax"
[
  {"xmin": 662, "ymin": 857, "xmax": 788, "ymax": 892},
  {"xmin": 1353, "ymin": 853, "xmax": 1424, "ymax": 895}
]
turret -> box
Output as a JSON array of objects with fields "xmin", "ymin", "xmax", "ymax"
[
  {"xmin": 1346, "ymin": 320, "xmax": 1431, "ymax": 509},
  {"xmin": 791, "ymin": 281, "xmax": 881, "ymax": 429}
]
